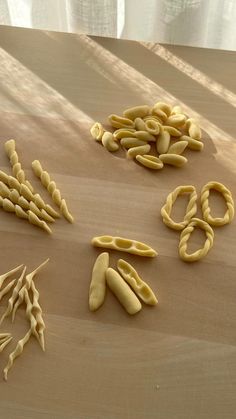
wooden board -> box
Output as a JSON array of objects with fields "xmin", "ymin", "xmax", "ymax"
[{"xmin": 0, "ymin": 25, "xmax": 235, "ymax": 419}]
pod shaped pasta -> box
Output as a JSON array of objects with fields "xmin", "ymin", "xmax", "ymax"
[
  {"xmin": 134, "ymin": 117, "xmax": 147, "ymax": 131},
  {"xmin": 108, "ymin": 114, "xmax": 134, "ymax": 129},
  {"xmin": 123, "ymin": 105, "xmax": 150, "ymax": 120},
  {"xmin": 134, "ymin": 131, "xmax": 156, "ymax": 142},
  {"xmin": 145, "ymin": 119, "xmax": 160, "ymax": 136},
  {"xmin": 152, "ymin": 102, "xmax": 172, "ymax": 117},
  {"xmin": 162, "ymin": 126, "xmax": 182, "ymax": 137},
  {"xmin": 136, "ymin": 154, "xmax": 163, "ymax": 170},
  {"xmin": 113, "ymin": 128, "xmax": 136, "ymax": 139},
  {"xmin": 167, "ymin": 140, "xmax": 188, "ymax": 155},
  {"xmin": 171, "ymin": 105, "xmax": 183, "ymax": 115},
  {"xmin": 180, "ymin": 135, "xmax": 204, "ymax": 151},
  {"xmin": 120, "ymin": 138, "xmax": 147, "ymax": 148},
  {"xmin": 159, "ymin": 154, "xmax": 187, "ymax": 167},
  {"xmin": 102, "ymin": 132, "xmax": 119, "ymax": 152},
  {"xmin": 127, "ymin": 144, "xmax": 151, "ymax": 159},
  {"xmin": 91, "ymin": 235, "xmax": 157, "ymax": 257},
  {"xmin": 156, "ymin": 128, "xmax": 171, "ymax": 154},
  {"xmin": 89, "ymin": 252, "xmax": 109, "ymax": 312},
  {"xmin": 186, "ymin": 118, "xmax": 201, "ymax": 140},
  {"xmin": 90, "ymin": 122, "xmax": 105, "ymax": 141},
  {"xmin": 165, "ymin": 114, "xmax": 186, "ymax": 128},
  {"xmin": 151, "ymin": 106, "xmax": 168, "ymax": 122}
]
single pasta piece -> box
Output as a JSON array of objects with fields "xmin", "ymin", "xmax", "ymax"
[
  {"xmin": 167, "ymin": 140, "xmax": 188, "ymax": 155},
  {"xmin": 134, "ymin": 117, "xmax": 147, "ymax": 131},
  {"xmin": 106, "ymin": 268, "xmax": 142, "ymax": 315},
  {"xmin": 113, "ymin": 128, "xmax": 136, "ymax": 139},
  {"xmin": 0, "ymin": 278, "xmax": 16, "ymax": 303},
  {"xmin": 152, "ymin": 102, "xmax": 172, "ymax": 117},
  {"xmin": 201, "ymin": 181, "xmax": 234, "ymax": 226},
  {"xmin": 127, "ymin": 144, "xmax": 151, "ymax": 159},
  {"xmin": 31, "ymin": 160, "xmax": 73, "ymax": 223},
  {"xmin": 145, "ymin": 119, "xmax": 160, "ymax": 136},
  {"xmin": 108, "ymin": 114, "xmax": 134, "ymax": 129},
  {"xmin": 156, "ymin": 127, "xmax": 171, "ymax": 154},
  {"xmin": 101, "ymin": 132, "xmax": 119, "ymax": 152},
  {"xmin": 134, "ymin": 131, "xmax": 156, "ymax": 142},
  {"xmin": 0, "ymin": 266, "xmax": 27, "ymax": 325},
  {"xmin": 161, "ymin": 185, "xmax": 198, "ymax": 230},
  {"xmin": 151, "ymin": 105, "xmax": 168, "ymax": 122},
  {"xmin": 120, "ymin": 138, "xmax": 147, "ymax": 148},
  {"xmin": 30, "ymin": 279, "xmax": 46, "ymax": 351},
  {"xmin": 0, "ymin": 263, "xmax": 23, "ymax": 289},
  {"xmin": 3, "ymin": 329, "xmax": 32, "ymax": 381},
  {"xmin": 186, "ymin": 118, "xmax": 201, "ymax": 140},
  {"xmin": 117, "ymin": 259, "xmax": 158, "ymax": 305},
  {"xmin": 180, "ymin": 135, "xmax": 204, "ymax": 151},
  {"xmin": 91, "ymin": 235, "xmax": 157, "ymax": 257},
  {"xmin": 0, "ymin": 332, "xmax": 11, "ymax": 340},
  {"xmin": 0, "ymin": 336, "xmax": 12, "ymax": 354},
  {"xmin": 162, "ymin": 126, "xmax": 182, "ymax": 137},
  {"xmin": 179, "ymin": 217, "xmax": 214, "ymax": 262},
  {"xmin": 90, "ymin": 122, "xmax": 105, "ymax": 141},
  {"xmin": 159, "ymin": 154, "xmax": 187, "ymax": 167},
  {"xmin": 24, "ymin": 288, "xmax": 39, "ymax": 343},
  {"xmin": 123, "ymin": 105, "xmax": 150, "ymax": 120},
  {"xmin": 4, "ymin": 139, "xmax": 34, "ymax": 192},
  {"xmin": 136, "ymin": 154, "xmax": 164, "ymax": 170},
  {"xmin": 171, "ymin": 105, "xmax": 183, "ymax": 115},
  {"xmin": 165, "ymin": 114, "xmax": 186, "ymax": 128},
  {"xmin": 89, "ymin": 252, "xmax": 109, "ymax": 312},
  {"xmin": 12, "ymin": 259, "xmax": 49, "ymax": 322}
]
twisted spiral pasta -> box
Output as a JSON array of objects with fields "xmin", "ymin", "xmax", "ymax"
[
  {"xmin": 31, "ymin": 279, "xmax": 45, "ymax": 351},
  {"xmin": 32, "ymin": 160, "xmax": 74, "ymax": 223},
  {"xmin": 0, "ymin": 266, "xmax": 26, "ymax": 325},
  {"xmin": 3, "ymin": 329, "xmax": 32, "ymax": 381},
  {"xmin": 161, "ymin": 185, "xmax": 198, "ymax": 230},
  {"xmin": 179, "ymin": 217, "xmax": 214, "ymax": 262},
  {"xmin": 201, "ymin": 181, "xmax": 234, "ymax": 226}
]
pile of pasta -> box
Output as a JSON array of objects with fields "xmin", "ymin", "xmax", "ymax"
[
  {"xmin": 90, "ymin": 102, "xmax": 203, "ymax": 170},
  {"xmin": 89, "ymin": 235, "xmax": 158, "ymax": 315},
  {"xmin": 0, "ymin": 139, "xmax": 73, "ymax": 234},
  {"xmin": 161, "ymin": 181, "xmax": 234, "ymax": 262},
  {"xmin": 0, "ymin": 259, "xmax": 48, "ymax": 380}
]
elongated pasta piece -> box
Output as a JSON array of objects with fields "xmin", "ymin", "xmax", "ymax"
[
  {"xmin": 113, "ymin": 128, "xmax": 136, "ymax": 139},
  {"xmin": 143, "ymin": 115, "xmax": 163, "ymax": 125},
  {"xmin": 162, "ymin": 126, "xmax": 182, "ymax": 137},
  {"xmin": 127, "ymin": 144, "xmax": 151, "ymax": 159},
  {"xmin": 89, "ymin": 252, "xmax": 109, "ymax": 312},
  {"xmin": 30, "ymin": 279, "xmax": 46, "ymax": 351},
  {"xmin": 165, "ymin": 114, "xmax": 186, "ymax": 128},
  {"xmin": 4, "ymin": 139, "xmax": 34, "ymax": 192},
  {"xmin": 145, "ymin": 119, "xmax": 160, "ymax": 136},
  {"xmin": 201, "ymin": 181, "xmax": 234, "ymax": 226},
  {"xmin": 186, "ymin": 118, "xmax": 201, "ymax": 140},
  {"xmin": 179, "ymin": 218, "xmax": 214, "ymax": 262},
  {"xmin": 120, "ymin": 138, "xmax": 147, "ymax": 148},
  {"xmin": 101, "ymin": 132, "xmax": 119, "ymax": 152},
  {"xmin": 156, "ymin": 128, "xmax": 171, "ymax": 154},
  {"xmin": 134, "ymin": 117, "xmax": 147, "ymax": 131},
  {"xmin": 106, "ymin": 268, "xmax": 142, "ymax": 315},
  {"xmin": 0, "ymin": 336, "xmax": 12, "ymax": 354},
  {"xmin": 159, "ymin": 154, "xmax": 187, "ymax": 167},
  {"xmin": 167, "ymin": 140, "xmax": 188, "ymax": 155},
  {"xmin": 134, "ymin": 131, "xmax": 156, "ymax": 142},
  {"xmin": 0, "ymin": 264, "xmax": 23, "ymax": 289},
  {"xmin": 4, "ymin": 329, "xmax": 32, "ymax": 381},
  {"xmin": 180, "ymin": 135, "xmax": 204, "ymax": 151},
  {"xmin": 117, "ymin": 259, "xmax": 158, "ymax": 305},
  {"xmin": 92, "ymin": 236, "xmax": 157, "ymax": 257},
  {"xmin": 0, "ymin": 266, "xmax": 26, "ymax": 325},
  {"xmin": 32, "ymin": 160, "xmax": 73, "ymax": 223},
  {"xmin": 152, "ymin": 102, "xmax": 172, "ymax": 117},
  {"xmin": 136, "ymin": 154, "xmax": 163, "ymax": 170},
  {"xmin": 123, "ymin": 105, "xmax": 150, "ymax": 120},
  {"xmin": 151, "ymin": 106, "xmax": 168, "ymax": 122},
  {"xmin": 171, "ymin": 105, "xmax": 183, "ymax": 115},
  {"xmin": 0, "ymin": 332, "xmax": 11, "ymax": 340},
  {"xmin": 24, "ymin": 288, "xmax": 39, "ymax": 342},
  {"xmin": 108, "ymin": 114, "xmax": 134, "ymax": 129},
  {"xmin": 90, "ymin": 122, "xmax": 105, "ymax": 141},
  {"xmin": 161, "ymin": 185, "xmax": 198, "ymax": 230},
  {"xmin": 0, "ymin": 278, "xmax": 16, "ymax": 303}
]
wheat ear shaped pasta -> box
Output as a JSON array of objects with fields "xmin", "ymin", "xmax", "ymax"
[
  {"xmin": 179, "ymin": 218, "xmax": 214, "ymax": 262},
  {"xmin": 4, "ymin": 139, "xmax": 34, "ymax": 193},
  {"xmin": 31, "ymin": 160, "xmax": 74, "ymax": 223},
  {"xmin": 3, "ymin": 329, "xmax": 32, "ymax": 381},
  {"xmin": 0, "ymin": 266, "xmax": 27, "ymax": 325}
]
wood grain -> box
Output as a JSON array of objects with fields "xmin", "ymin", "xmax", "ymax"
[{"xmin": 0, "ymin": 25, "xmax": 235, "ymax": 419}]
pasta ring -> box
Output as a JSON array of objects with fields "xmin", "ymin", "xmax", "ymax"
[
  {"xmin": 179, "ymin": 218, "xmax": 214, "ymax": 262},
  {"xmin": 201, "ymin": 181, "xmax": 234, "ymax": 226}
]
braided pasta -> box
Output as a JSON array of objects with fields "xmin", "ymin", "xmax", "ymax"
[
  {"xmin": 32, "ymin": 160, "xmax": 74, "ymax": 223},
  {"xmin": 179, "ymin": 217, "xmax": 214, "ymax": 262},
  {"xmin": 4, "ymin": 329, "xmax": 32, "ymax": 381},
  {"xmin": 4, "ymin": 139, "xmax": 34, "ymax": 192},
  {"xmin": 201, "ymin": 181, "xmax": 234, "ymax": 226},
  {"xmin": 161, "ymin": 185, "xmax": 198, "ymax": 230}
]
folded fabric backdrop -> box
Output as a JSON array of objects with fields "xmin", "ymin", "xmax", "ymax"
[{"xmin": 0, "ymin": 0, "xmax": 235, "ymax": 50}]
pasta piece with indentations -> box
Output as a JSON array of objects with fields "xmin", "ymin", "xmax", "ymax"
[
  {"xmin": 117, "ymin": 259, "xmax": 158, "ymax": 305},
  {"xmin": 92, "ymin": 235, "xmax": 157, "ymax": 257},
  {"xmin": 165, "ymin": 114, "xmax": 186, "ymax": 128},
  {"xmin": 179, "ymin": 218, "xmax": 214, "ymax": 262},
  {"xmin": 145, "ymin": 119, "xmax": 160, "ymax": 136},
  {"xmin": 0, "ymin": 266, "xmax": 26, "ymax": 325},
  {"xmin": 186, "ymin": 118, "xmax": 201, "ymax": 140},
  {"xmin": 4, "ymin": 329, "xmax": 32, "ymax": 381},
  {"xmin": 134, "ymin": 117, "xmax": 146, "ymax": 131},
  {"xmin": 113, "ymin": 128, "xmax": 136, "ymax": 139},
  {"xmin": 101, "ymin": 132, "xmax": 119, "ymax": 152},
  {"xmin": 167, "ymin": 140, "xmax": 188, "ymax": 155},
  {"xmin": 201, "ymin": 181, "xmax": 234, "ymax": 226},
  {"xmin": 162, "ymin": 126, "xmax": 182, "ymax": 137},
  {"xmin": 106, "ymin": 268, "xmax": 142, "ymax": 315},
  {"xmin": 120, "ymin": 138, "xmax": 147, "ymax": 148},
  {"xmin": 156, "ymin": 127, "xmax": 171, "ymax": 154},
  {"xmin": 4, "ymin": 139, "xmax": 34, "ymax": 192},
  {"xmin": 152, "ymin": 102, "xmax": 172, "ymax": 117},
  {"xmin": 159, "ymin": 154, "xmax": 187, "ymax": 167},
  {"xmin": 136, "ymin": 154, "xmax": 163, "ymax": 170},
  {"xmin": 180, "ymin": 135, "xmax": 204, "ymax": 151},
  {"xmin": 90, "ymin": 122, "xmax": 105, "ymax": 141},
  {"xmin": 89, "ymin": 252, "xmax": 109, "ymax": 312},
  {"xmin": 123, "ymin": 105, "xmax": 150, "ymax": 120},
  {"xmin": 127, "ymin": 144, "xmax": 151, "ymax": 159},
  {"xmin": 108, "ymin": 114, "xmax": 134, "ymax": 129}
]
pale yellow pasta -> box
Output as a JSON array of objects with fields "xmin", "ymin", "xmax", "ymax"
[
  {"xmin": 179, "ymin": 217, "xmax": 214, "ymax": 262},
  {"xmin": 201, "ymin": 181, "xmax": 234, "ymax": 226},
  {"xmin": 0, "ymin": 278, "xmax": 16, "ymax": 303},
  {"xmin": 159, "ymin": 154, "xmax": 187, "ymax": 167},
  {"xmin": 156, "ymin": 128, "xmax": 171, "ymax": 154},
  {"xmin": 180, "ymin": 135, "xmax": 204, "ymax": 151},
  {"xmin": 92, "ymin": 235, "xmax": 157, "ymax": 257},
  {"xmin": 24, "ymin": 288, "xmax": 39, "ymax": 343},
  {"xmin": 0, "ymin": 263, "xmax": 23, "ymax": 289},
  {"xmin": 0, "ymin": 332, "xmax": 11, "ymax": 340},
  {"xmin": 4, "ymin": 139, "xmax": 34, "ymax": 192},
  {"xmin": 165, "ymin": 114, "xmax": 186, "ymax": 128},
  {"xmin": 143, "ymin": 115, "xmax": 163, "ymax": 125},
  {"xmin": 113, "ymin": 128, "xmax": 136, "ymax": 139},
  {"xmin": 186, "ymin": 118, "xmax": 201, "ymax": 140},
  {"xmin": 117, "ymin": 259, "xmax": 158, "ymax": 305},
  {"xmin": 134, "ymin": 117, "xmax": 147, "ymax": 131},
  {"xmin": 161, "ymin": 185, "xmax": 198, "ymax": 230},
  {"xmin": 136, "ymin": 154, "xmax": 163, "ymax": 170},
  {"xmin": 167, "ymin": 140, "xmax": 188, "ymax": 155},
  {"xmin": 134, "ymin": 131, "xmax": 156, "ymax": 142},
  {"xmin": 0, "ymin": 266, "xmax": 26, "ymax": 325},
  {"xmin": 32, "ymin": 160, "xmax": 73, "ymax": 223},
  {"xmin": 151, "ymin": 106, "xmax": 168, "ymax": 122},
  {"xmin": 90, "ymin": 122, "xmax": 105, "ymax": 141},
  {"xmin": 89, "ymin": 252, "xmax": 109, "ymax": 312},
  {"xmin": 30, "ymin": 279, "xmax": 46, "ymax": 351},
  {"xmin": 123, "ymin": 105, "xmax": 150, "ymax": 120},
  {"xmin": 0, "ymin": 336, "xmax": 12, "ymax": 354},
  {"xmin": 162, "ymin": 126, "xmax": 182, "ymax": 137},
  {"xmin": 106, "ymin": 268, "xmax": 142, "ymax": 315},
  {"xmin": 4, "ymin": 329, "xmax": 32, "ymax": 381},
  {"xmin": 101, "ymin": 132, "xmax": 119, "ymax": 152},
  {"xmin": 127, "ymin": 144, "xmax": 151, "ymax": 159},
  {"xmin": 171, "ymin": 105, "xmax": 183, "ymax": 115},
  {"xmin": 120, "ymin": 138, "xmax": 147, "ymax": 148},
  {"xmin": 145, "ymin": 119, "xmax": 160, "ymax": 136},
  {"xmin": 108, "ymin": 114, "xmax": 134, "ymax": 129},
  {"xmin": 152, "ymin": 102, "xmax": 172, "ymax": 117}
]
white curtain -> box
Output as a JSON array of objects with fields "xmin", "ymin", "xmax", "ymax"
[{"xmin": 0, "ymin": 0, "xmax": 235, "ymax": 50}]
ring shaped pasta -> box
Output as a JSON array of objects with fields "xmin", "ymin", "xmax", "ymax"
[
  {"xmin": 201, "ymin": 181, "xmax": 234, "ymax": 226},
  {"xmin": 179, "ymin": 218, "xmax": 214, "ymax": 262},
  {"xmin": 161, "ymin": 185, "xmax": 198, "ymax": 230}
]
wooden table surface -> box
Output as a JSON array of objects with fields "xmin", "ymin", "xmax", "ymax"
[{"xmin": 0, "ymin": 25, "xmax": 235, "ymax": 419}]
